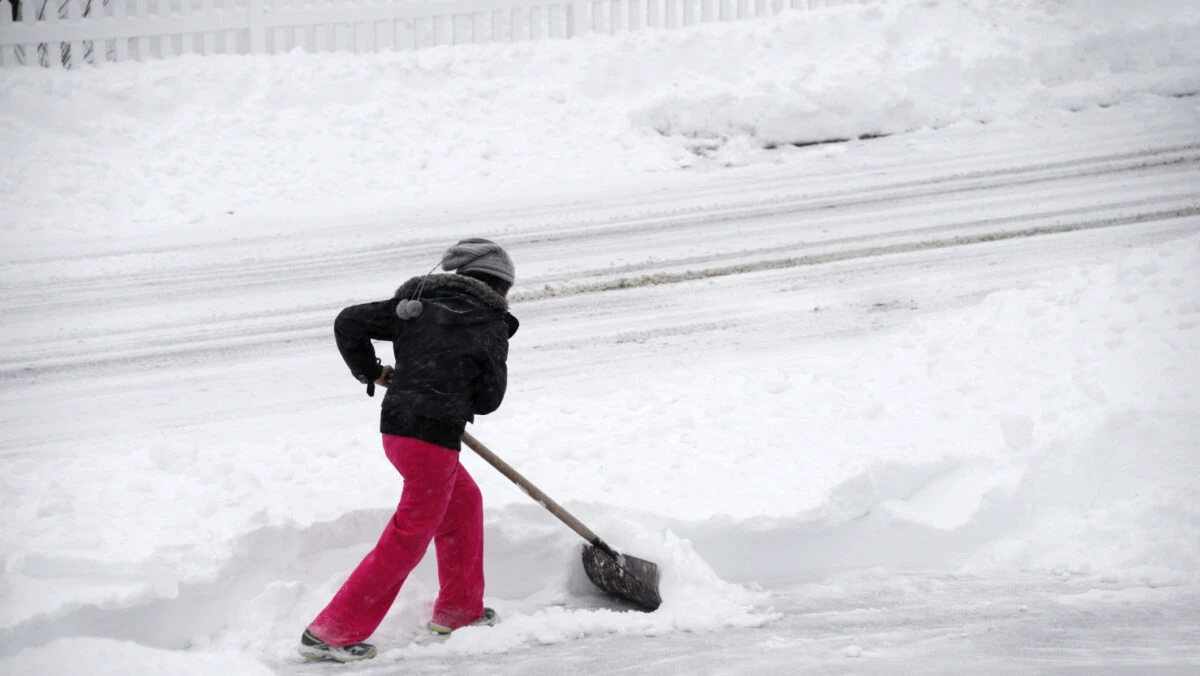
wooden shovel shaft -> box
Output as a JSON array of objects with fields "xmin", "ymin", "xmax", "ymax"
[{"xmin": 462, "ymin": 431, "xmax": 611, "ymax": 553}]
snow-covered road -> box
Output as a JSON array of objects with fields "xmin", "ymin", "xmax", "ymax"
[{"xmin": 2, "ymin": 101, "xmax": 1197, "ymax": 449}]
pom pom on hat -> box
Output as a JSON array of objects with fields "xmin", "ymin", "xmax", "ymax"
[
  {"xmin": 395, "ymin": 299, "xmax": 424, "ymax": 319},
  {"xmin": 440, "ymin": 238, "xmax": 515, "ymax": 284}
]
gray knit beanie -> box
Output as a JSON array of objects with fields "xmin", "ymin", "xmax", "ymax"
[{"xmin": 440, "ymin": 238, "xmax": 515, "ymax": 284}]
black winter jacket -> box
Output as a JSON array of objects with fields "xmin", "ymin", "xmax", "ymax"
[{"xmin": 334, "ymin": 274, "xmax": 519, "ymax": 450}]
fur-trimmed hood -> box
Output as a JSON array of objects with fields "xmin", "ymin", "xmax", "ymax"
[{"xmin": 394, "ymin": 273, "xmax": 509, "ymax": 326}]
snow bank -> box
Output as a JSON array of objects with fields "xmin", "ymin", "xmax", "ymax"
[
  {"xmin": 681, "ymin": 233, "xmax": 1200, "ymax": 586},
  {"xmin": 2, "ymin": 0, "xmax": 1198, "ymax": 253},
  {"xmin": 954, "ymin": 238, "xmax": 1200, "ymax": 585},
  {"xmin": 633, "ymin": 0, "xmax": 1200, "ymax": 150}
]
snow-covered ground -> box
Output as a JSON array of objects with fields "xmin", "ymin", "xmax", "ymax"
[{"xmin": 2, "ymin": 1, "xmax": 1199, "ymax": 674}]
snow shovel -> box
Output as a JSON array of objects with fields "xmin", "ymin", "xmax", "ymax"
[{"xmin": 462, "ymin": 431, "xmax": 663, "ymax": 611}]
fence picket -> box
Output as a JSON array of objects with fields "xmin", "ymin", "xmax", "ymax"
[
  {"xmin": 111, "ymin": 0, "xmax": 127, "ymax": 59},
  {"xmin": 99, "ymin": 2, "xmax": 112, "ymax": 64},
  {"xmin": 200, "ymin": 0, "xmax": 215, "ymax": 54},
  {"xmin": 222, "ymin": 0, "xmax": 237, "ymax": 55},
  {"xmin": 0, "ymin": 2, "xmax": 12, "ymax": 67},
  {"xmin": 161, "ymin": 0, "xmax": 178, "ymax": 59},
  {"xmin": 415, "ymin": 14, "xmax": 427, "ymax": 46},
  {"xmin": 161, "ymin": 0, "xmax": 174, "ymax": 59},
  {"xmin": 68, "ymin": 0, "xmax": 85, "ymax": 67},
  {"xmin": 132, "ymin": 0, "xmax": 148, "ymax": 59},
  {"xmin": 248, "ymin": 0, "xmax": 265, "ymax": 53},
  {"xmin": 314, "ymin": 14, "xmax": 326, "ymax": 50},
  {"xmin": 268, "ymin": 0, "xmax": 281, "ymax": 53},
  {"xmin": 182, "ymin": 14, "xmax": 195, "ymax": 55},
  {"xmin": 40, "ymin": 0, "xmax": 59, "ymax": 69},
  {"xmin": 84, "ymin": 0, "xmax": 100, "ymax": 64},
  {"xmin": 394, "ymin": 17, "xmax": 407, "ymax": 50}
]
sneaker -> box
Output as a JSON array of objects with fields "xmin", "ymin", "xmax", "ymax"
[
  {"xmin": 427, "ymin": 607, "xmax": 499, "ymax": 635},
  {"xmin": 297, "ymin": 629, "xmax": 377, "ymax": 662}
]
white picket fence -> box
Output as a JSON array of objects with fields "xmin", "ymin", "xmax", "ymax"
[{"xmin": 0, "ymin": 0, "xmax": 864, "ymax": 68}]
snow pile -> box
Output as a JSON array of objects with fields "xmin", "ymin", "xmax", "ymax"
[
  {"xmin": 2, "ymin": 0, "xmax": 1198, "ymax": 252},
  {"xmin": 785, "ymin": 233, "xmax": 1200, "ymax": 584},
  {"xmin": 201, "ymin": 516, "xmax": 772, "ymax": 664},
  {"xmin": 955, "ymin": 239, "xmax": 1200, "ymax": 584},
  {"xmin": 633, "ymin": 0, "xmax": 1200, "ymax": 151}
]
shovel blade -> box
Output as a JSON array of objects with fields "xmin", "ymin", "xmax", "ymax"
[{"xmin": 581, "ymin": 544, "xmax": 662, "ymax": 611}]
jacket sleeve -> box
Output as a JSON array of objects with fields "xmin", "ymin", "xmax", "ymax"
[
  {"xmin": 334, "ymin": 300, "xmax": 395, "ymax": 385},
  {"xmin": 472, "ymin": 320, "xmax": 510, "ymax": 416}
]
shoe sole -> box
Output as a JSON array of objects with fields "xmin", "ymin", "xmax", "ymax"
[
  {"xmin": 427, "ymin": 614, "xmax": 499, "ymax": 636},
  {"xmin": 297, "ymin": 646, "xmax": 378, "ymax": 662}
]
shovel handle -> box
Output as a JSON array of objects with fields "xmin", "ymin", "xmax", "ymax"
[{"xmin": 462, "ymin": 431, "xmax": 614, "ymax": 556}]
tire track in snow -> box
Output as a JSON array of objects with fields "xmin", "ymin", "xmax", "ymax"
[
  {"xmin": 1, "ymin": 143, "xmax": 1196, "ymax": 311},
  {"xmin": 513, "ymin": 205, "xmax": 1200, "ymax": 301}
]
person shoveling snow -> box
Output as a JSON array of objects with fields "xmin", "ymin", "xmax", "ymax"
[{"xmin": 299, "ymin": 239, "xmax": 519, "ymax": 662}]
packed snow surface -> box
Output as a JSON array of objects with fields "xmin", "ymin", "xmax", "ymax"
[{"xmin": 1, "ymin": 0, "xmax": 1199, "ymax": 674}]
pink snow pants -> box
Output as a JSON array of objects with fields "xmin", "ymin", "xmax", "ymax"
[{"xmin": 308, "ymin": 434, "xmax": 485, "ymax": 646}]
